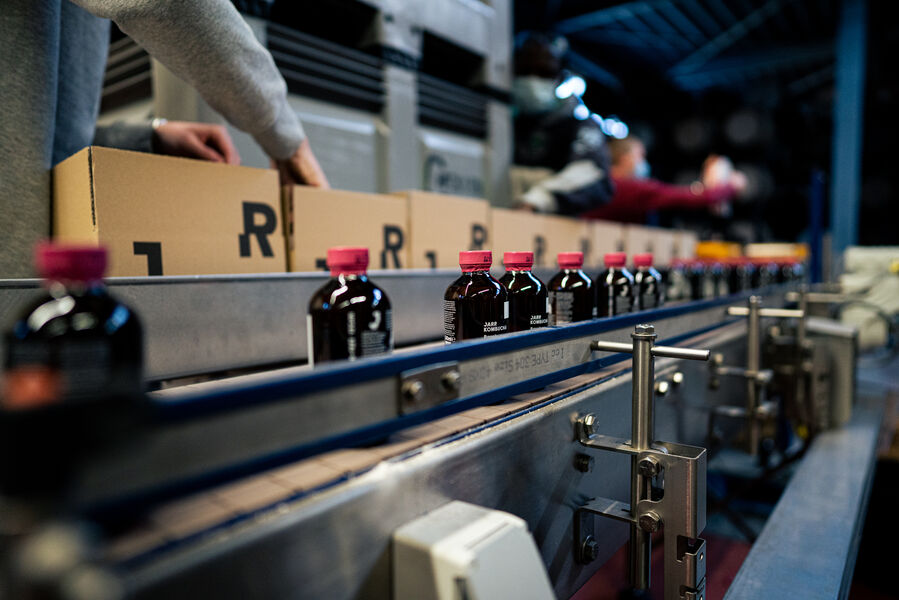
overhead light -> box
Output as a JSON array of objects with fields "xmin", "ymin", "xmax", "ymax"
[
  {"xmin": 555, "ymin": 75, "xmax": 587, "ymax": 99},
  {"xmin": 573, "ymin": 104, "xmax": 590, "ymax": 120}
]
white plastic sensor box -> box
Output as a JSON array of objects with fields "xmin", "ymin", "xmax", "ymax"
[{"xmin": 392, "ymin": 501, "xmax": 555, "ymax": 600}]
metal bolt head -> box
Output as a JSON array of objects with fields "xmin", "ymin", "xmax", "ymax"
[
  {"xmin": 638, "ymin": 456, "xmax": 661, "ymax": 478},
  {"xmin": 671, "ymin": 371, "xmax": 685, "ymax": 386},
  {"xmin": 574, "ymin": 453, "xmax": 594, "ymax": 473},
  {"xmin": 581, "ymin": 413, "xmax": 597, "ymax": 436},
  {"xmin": 635, "ymin": 324, "xmax": 655, "ymax": 335},
  {"xmin": 440, "ymin": 370, "xmax": 461, "ymax": 392},
  {"xmin": 654, "ymin": 380, "xmax": 670, "ymax": 397},
  {"xmin": 581, "ymin": 536, "xmax": 599, "ymax": 563},
  {"xmin": 401, "ymin": 380, "xmax": 424, "ymax": 403},
  {"xmin": 638, "ymin": 512, "xmax": 661, "ymax": 533}
]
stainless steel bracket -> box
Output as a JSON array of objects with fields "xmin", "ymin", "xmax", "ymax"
[
  {"xmin": 397, "ymin": 362, "xmax": 461, "ymax": 415},
  {"xmin": 574, "ymin": 324, "xmax": 710, "ymax": 600}
]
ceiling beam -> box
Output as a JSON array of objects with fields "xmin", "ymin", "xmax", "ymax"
[
  {"xmin": 571, "ymin": 28, "xmax": 678, "ymax": 52},
  {"xmin": 669, "ymin": 0, "xmax": 796, "ymax": 75},
  {"xmin": 678, "ymin": 0, "xmax": 726, "ymax": 37},
  {"xmin": 671, "ymin": 42, "xmax": 833, "ymax": 87},
  {"xmin": 566, "ymin": 48, "xmax": 625, "ymax": 91},
  {"xmin": 554, "ymin": 0, "xmax": 671, "ymax": 34},
  {"xmin": 658, "ymin": 1, "xmax": 707, "ymax": 44}
]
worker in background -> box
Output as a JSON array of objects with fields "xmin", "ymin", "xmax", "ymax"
[
  {"xmin": 511, "ymin": 33, "xmax": 614, "ymax": 216},
  {"xmin": 582, "ymin": 135, "xmax": 746, "ymax": 224},
  {"xmin": 0, "ymin": 0, "xmax": 329, "ymax": 278}
]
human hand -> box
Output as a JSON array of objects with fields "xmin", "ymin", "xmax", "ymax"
[
  {"xmin": 273, "ymin": 139, "xmax": 330, "ymax": 188},
  {"xmin": 152, "ymin": 120, "xmax": 240, "ymax": 165},
  {"xmin": 730, "ymin": 170, "xmax": 748, "ymax": 195},
  {"xmin": 702, "ymin": 155, "xmax": 733, "ymax": 188}
]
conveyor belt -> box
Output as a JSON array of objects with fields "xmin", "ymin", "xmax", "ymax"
[{"xmin": 65, "ymin": 288, "xmax": 782, "ymax": 513}]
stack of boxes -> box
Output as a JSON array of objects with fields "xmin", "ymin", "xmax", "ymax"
[{"xmin": 52, "ymin": 147, "xmax": 690, "ymax": 276}]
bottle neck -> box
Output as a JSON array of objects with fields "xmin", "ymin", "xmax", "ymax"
[{"xmin": 335, "ymin": 272, "xmax": 367, "ymax": 282}]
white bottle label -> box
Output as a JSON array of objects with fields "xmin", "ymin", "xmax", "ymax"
[{"xmin": 306, "ymin": 314, "xmax": 314, "ymax": 367}]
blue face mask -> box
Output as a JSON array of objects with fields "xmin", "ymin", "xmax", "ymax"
[
  {"xmin": 512, "ymin": 76, "xmax": 560, "ymax": 115},
  {"xmin": 634, "ymin": 159, "xmax": 651, "ymax": 179}
]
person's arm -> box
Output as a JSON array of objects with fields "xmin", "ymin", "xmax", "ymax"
[
  {"xmin": 94, "ymin": 119, "xmax": 241, "ymax": 164},
  {"xmin": 73, "ymin": 0, "xmax": 327, "ymax": 185},
  {"xmin": 636, "ymin": 179, "xmax": 735, "ymax": 211}
]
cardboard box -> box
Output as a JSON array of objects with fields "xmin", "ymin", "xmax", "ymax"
[
  {"xmin": 624, "ymin": 225, "xmax": 676, "ymax": 267},
  {"xmin": 53, "ymin": 146, "xmax": 286, "ymax": 276},
  {"xmin": 397, "ymin": 190, "xmax": 490, "ymax": 269},
  {"xmin": 283, "ymin": 187, "xmax": 408, "ymax": 272},
  {"xmin": 588, "ymin": 221, "xmax": 625, "ymax": 269},
  {"xmin": 490, "ymin": 209, "xmax": 591, "ymax": 269}
]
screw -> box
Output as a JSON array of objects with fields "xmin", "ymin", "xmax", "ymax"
[
  {"xmin": 574, "ymin": 453, "xmax": 594, "ymax": 473},
  {"xmin": 638, "ymin": 512, "xmax": 661, "ymax": 533},
  {"xmin": 635, "ymin": 324, "xmax": 655, "ymax": 335},
  {"xmin": 401, "ymin": 380, "xmax": 424, "ymax": 404},
  {"xmin": 638, "ymin": 456, "xmax": 661, "ymax": 478},
  {"xmin": 581, "ymin": 536, "xmax": 599, "ymax": 563},
  {"xmin": 581, "ymin": 413, "xmax": 597, "ymax": 436},
  {"xmin": 655, "ymin": 380, "xmax": 670, "ymax": 397},
  {"xmin": 440, "ymin": 370, "xmax": 461, "ymax": 393},
  {"xmin": 671, "ymin": 371, "xmax": 685, "ymax": 386}
]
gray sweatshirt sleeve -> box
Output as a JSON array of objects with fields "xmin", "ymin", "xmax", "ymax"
[{"xmin": 71, "ymin": 0, "xmax": 304, "ymax": 160}]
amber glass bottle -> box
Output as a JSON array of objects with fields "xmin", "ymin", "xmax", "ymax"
[
  {"xmin": 308, "ymin": 247, "xmax": 393, "ymax": 365},
  {"xmin": 499, "ymin": 251, "xmax": 548, "ymax": 332},
  {"xmin": 547, "ymin": 252, "xmax": 596, "ymax": 324},
  {"xmin": 596, "ymin": 252, "xmax": 635, "ymax": 317},
  {"xmin": 444, "ymin": 251, "xmax": 509, "ymax": 343},
  {"xmin": 632, "ymin": 253, "xmax": 663, "ymax": 310}
]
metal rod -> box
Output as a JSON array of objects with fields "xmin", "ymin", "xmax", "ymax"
[
  {"xmin": 758, "ymin": 308, "xmax": 805, "ymax": 319},
  {"xmin": 590, "ymin": 341, "xmax": 635, "ymax": 354},
  {"xmin": 629, "ymin": 324, "xmax": 655, "ymax": 590},
  {"xmin": 747, "ymin": 297, "xmax": 762, "ymax": 455},
  {"xmin": 729, "ymin": 306, "xmax": 803, "ymax": 319},
  {"xmin": 651, "ymin": 346, "xmax": 711, "ymax": 361}
]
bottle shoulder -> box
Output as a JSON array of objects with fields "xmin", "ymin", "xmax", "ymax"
[
  {"xmin": 310, "ymin": 276, "xmax": 390, "ymax": 311},
  {"xmin": 445, "ymin": 273, "xmax": 507, "ymax": 301},
  {"xmin": 500, "ymin": 271, "xmax": 545, "ymax": 294},
  {"xmin": 10, "ymin": 288, "xmax": 140, "ymax": 339}
]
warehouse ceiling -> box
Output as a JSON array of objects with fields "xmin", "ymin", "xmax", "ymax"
[{"xmin": 516, "ymin": 0, "xmax": 840, "ymax": 94}]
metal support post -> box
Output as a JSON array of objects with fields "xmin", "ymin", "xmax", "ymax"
[
  {"xmin": 711, "ymin": 297, "xmax": 804, "ymax": 454},
  {"xmin": 579, "ymin": 324, "xmax": 711, "ymax": 599},
  {"xmin": 830, "ymin": 0, "xmax": 868, "ymax": 277}
]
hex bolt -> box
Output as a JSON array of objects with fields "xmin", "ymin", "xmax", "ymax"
[
  {"xmin": 635, "ymin": 323, "xmax": 655, "ymax": 335},
  {"xmin": 671, "ymin": 371, "xmax": 685, "ymax": 386},
  {"xmin": 440, "ymin": 370, "xmax": 461, "ymax": 393},
  {"xmin": 638, "ymin": 511, "xmax": 661, "ymax": 533},
  {"xmin": 638, "ymin": 456, "xmax": 661, "ymax": 478},
  {"xmin": 574, "ymin": 453, "xmax": 594, "ymax": 473},
  {"xmin": 581, "ymin": 413, "xmax": 598, "ymax": 436},
  {"xmin": 581, "ymin": 536, "xmax": 599, "ymax": 563},
  {"xmin": 401, "ymin": 380, "xmax": 424, "ymax": 404},
  {"xmin": 654, "ymin": 380, "xmax": 670, "ymax": 397}
]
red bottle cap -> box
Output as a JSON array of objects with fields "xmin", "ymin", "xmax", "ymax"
[
  {"xmin": 633, "ymin": 253, "xmax": 654, "ymax": 267},
  {"xmin": 558, "ymin": 252, "xmax": 584, "ymax": 269},
  {"xmin": 503, "ymin": 251, "xmax": 534, "ymax": 270},
  {"xmin": 459, "ymin": 250, "xmax": 492, "ymax": 272},
  {"xmin": 327, "ymin": 246, "xmax": 369, "ymax": 276},
  {"xmin": 35, "ymin": 242, "xmax": 107, "ymax": 284},
  {"xmin": 604, "ymin": 252, "xmax": 626, "ymax": 268}
]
